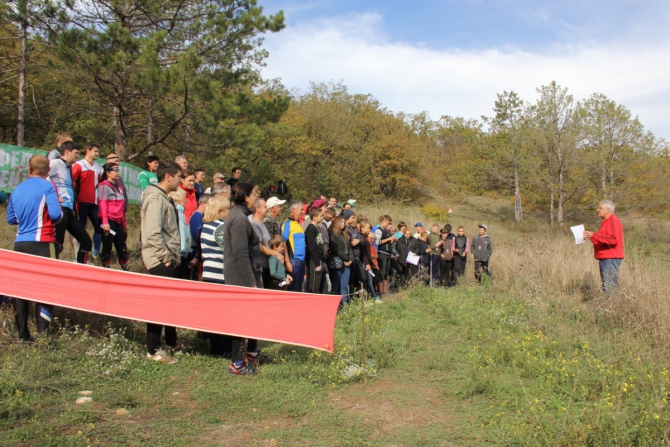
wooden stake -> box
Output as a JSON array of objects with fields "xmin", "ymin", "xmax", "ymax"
[{"xmin": 360, "ymin": 289, "xmax": 367, "ymax": 385}]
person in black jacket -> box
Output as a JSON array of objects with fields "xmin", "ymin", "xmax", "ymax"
[
  {"xmin": 305, "ymin": 208, "xmax": 327, "ymax": 294},
  {"xmin": 417, "ymin": 231, "xmax": 432, "ymax": 283},
  {"xmin": 328, "ymin": 216, "xmax": 352, "ymax": 305},
  {"xmin": 223, "ymin": 182, "xmax": 263, "ymax": 376}
]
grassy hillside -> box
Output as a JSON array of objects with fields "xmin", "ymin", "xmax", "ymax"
[{"xmin": 2, "ymin": 196, "xmax": 670, "ymax": 446}]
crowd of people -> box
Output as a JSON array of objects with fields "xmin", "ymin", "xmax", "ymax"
[{"xmin": 4, "ymin": 133, "xmax": 624, "ymax": 376}]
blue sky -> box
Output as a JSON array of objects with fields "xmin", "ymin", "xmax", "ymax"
[{"xmin": 259, "ymin": 1, "xmax": 670, "ymax": 138}]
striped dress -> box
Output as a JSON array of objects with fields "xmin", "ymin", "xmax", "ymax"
[{"xmin": 201, "ymin": 219, "xmax": 225, "ymax": 283}]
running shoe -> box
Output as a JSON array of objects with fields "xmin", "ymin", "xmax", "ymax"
[
  {"xmin": 147, "ymin": 349, "xmax": 178, "ymax": 364},
  {"xmin": 229, "ymin": 361, "xmax": 257, "ymax": 376}
]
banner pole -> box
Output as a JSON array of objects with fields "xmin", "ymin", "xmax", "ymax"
[{"xmin": 360, "ymin": 288, "xmax": 367, "ymax": 385}]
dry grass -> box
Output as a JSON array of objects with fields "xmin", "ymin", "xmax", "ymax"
[{"xmin": 360, "ymin": 194, "xmax": 670, "ymax": 353}]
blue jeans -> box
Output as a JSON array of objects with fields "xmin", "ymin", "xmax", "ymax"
[
  {"xmin": 288, "ymin": 258, "xmax": 306, "ymax": 292},
  {"xmin": 329, "ymin": 266, "xmax": 351, "ymax": 304},
  {"xmin": 366, "ymin": 270, "xmax": 378, "ymax": 298},
  {"xmin": 599, "ymin": 258, "xmax": 622, "ymax": 294}
]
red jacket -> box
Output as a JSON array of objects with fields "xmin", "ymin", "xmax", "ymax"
[
  {"xmin": 179, "ymin": 184, "xmax": 197, "ymax": 225},
  {"xmin": 71, "ymin": 160, "xmax": 102, "ymax": 204},
  {"xmin": 591, "ymin": 214, "xmax": 624, "ymax": 260}
]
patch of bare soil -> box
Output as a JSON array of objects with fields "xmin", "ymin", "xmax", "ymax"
[{"xmin": 330, "ymin": 379, "xmax": 452, "ymax": 440}]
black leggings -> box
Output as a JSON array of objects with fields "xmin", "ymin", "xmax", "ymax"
[
  {"xmin": 13, "ymin": 242, "xmax": 57, "ymax": 341},
  {"xmin": 55, "ymin": 207, "xmax": 92, "ymax": 263},
  {"xmin": 101, "ymin": 220, "xmax": 128, "ymax": 269}
]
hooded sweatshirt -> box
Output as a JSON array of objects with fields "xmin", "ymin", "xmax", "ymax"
[{"xmin": 141, "ymin": 184, "xmax": 181, "ymax": 269}]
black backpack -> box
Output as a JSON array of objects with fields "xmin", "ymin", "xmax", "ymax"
[{"xmin": 277, "ymin": 179, "xmax": 288, "ymax": 195}]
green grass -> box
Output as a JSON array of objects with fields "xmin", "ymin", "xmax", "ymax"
[{"xmin": 2, "ymin": 283, "xmax": 670, "ymax": 446}]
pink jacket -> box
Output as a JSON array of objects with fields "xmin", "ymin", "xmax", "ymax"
[{"xmin": 98, "ymin": 180, "xmax": 127, "ymax": 228}]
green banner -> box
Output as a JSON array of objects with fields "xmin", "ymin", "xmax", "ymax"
[{"xmin": 0, "ymin": 143, "xmax": 144, "ymax": 204}]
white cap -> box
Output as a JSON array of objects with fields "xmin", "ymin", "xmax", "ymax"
[{"xmin": 267, "ymin": 197, "xmax": 286, "ymax": 208}]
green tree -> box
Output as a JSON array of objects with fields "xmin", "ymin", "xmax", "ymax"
[{"xmin": 56, "ymin": 0, "xmax": 285, "ymax": 160}]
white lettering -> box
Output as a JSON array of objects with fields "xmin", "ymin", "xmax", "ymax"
[
  {"xmin": 0, "ymin": 150, "xmax": 9, "ymax": 166},
  {"xmin": 21, "ymin": 152, "xmax": 32, "ymax": 165},
  {"xmin": 10, "ymin": 150, "xmax": 19, "ymax": 167},
  {"xmin": 0, "ymin": 170, "xmax": 8, "ymax": 188}
]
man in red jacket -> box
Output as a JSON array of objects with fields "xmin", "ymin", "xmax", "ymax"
[{"xmin": 584, "ymin": 200, "xmax": 624, "ymax": 294}]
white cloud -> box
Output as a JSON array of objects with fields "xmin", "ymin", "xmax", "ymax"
[{"xmin": 262, "ymin": 13, "xmax": 670, "ymax": 138}]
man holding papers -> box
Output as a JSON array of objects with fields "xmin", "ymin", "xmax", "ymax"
[{"xmin": 584, "ymin": 200, "xmax": 624, "ymax": 294}]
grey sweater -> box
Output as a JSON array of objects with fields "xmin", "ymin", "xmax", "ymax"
[
  {"xmin": 471, "ymin": 234, "xmax": 493, "ymax": 262},
  {"xmin": 223, "ymin": 204, "xmax": 262, "ymax": 287}
]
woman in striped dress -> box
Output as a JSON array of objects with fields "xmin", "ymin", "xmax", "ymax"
[
  {"xmin": 199, "ymin": 195, "xmax": 231, "ymax": 356},
  {"xmin": 200, "ymin": 196, "xmax": 229, "ymax": 284}
]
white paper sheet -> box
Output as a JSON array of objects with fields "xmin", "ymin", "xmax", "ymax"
[
  {"xmin": 570, "ymin": 224, "xmax": 585, "ymax": 244},
  {"xmin": 406, "ymin": 252, "xmax": 420, "ymax": 266}
]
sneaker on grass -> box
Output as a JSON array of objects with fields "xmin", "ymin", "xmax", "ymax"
[
  {"xmin": 147, "ymin": 349, "xmax": 178, "ymax": 364},
  {"xmin": 374, "ymin": 298, "xmax": 383, "ymax": 304},
  {"xmin": 229, "ymin": 361, "xmax": 257, "ymax": 376},
  {"xmin": 245, "ymin": 350, "xmax": 270, "ymax": 366}
]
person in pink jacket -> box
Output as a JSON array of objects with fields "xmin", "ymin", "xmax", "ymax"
[{"xmin": 98, "ymin": 163, "xmax": 129, "ymax": 270}]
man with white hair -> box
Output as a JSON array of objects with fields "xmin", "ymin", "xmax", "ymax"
[
  {"xmin": 584, "ymin": 200, "xmax": 624, "ymax": 294},
  {"xmin": 264, "ymin": 196, "xmax": 286, "ymax": 238},
  {"xmin": 175, "ymin": 155, "xmax": 188, "ymax": 172},
  {"xmin": 211, "ymin": 182, "xmax": 231, "ymax": 200},
  {"xmin": 282, "ymin": 201, "xmax": 306, "ymax": 292}
]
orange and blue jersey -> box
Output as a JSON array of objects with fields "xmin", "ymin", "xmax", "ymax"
[
  {"xmin": 6, "ymin": 177, "xmax": 62, "ymax": 243},
  {"xmin": 282, "ymin": 218, "xmax": 306, "ymax": 261}
]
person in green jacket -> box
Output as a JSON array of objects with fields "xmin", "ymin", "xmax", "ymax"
[
  {"xmin": 268, "ymin": 235, "xmax": 293, "ymax": 290},
  {"xmin": 138, "ymin": 155, "xmax": 159, "ymax": 192}
]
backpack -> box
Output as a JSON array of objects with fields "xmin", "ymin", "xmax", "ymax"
[{"xmin": 277, "ymin": 179, "xmax": 288, "ymax": 195}]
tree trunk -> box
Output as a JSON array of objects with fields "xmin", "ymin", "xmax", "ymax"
[
  {"xmin": 182, "ymin": 124, "xmax": 190, "ymax": 158},
  {"xmin": 558, "ymin": 168, "xmax": 564, "ymax": 225},
  {"xmin": 16, "ymin": 0, "xmax": 27, "ymax": 147},
  {"xmin": 601, "ymin": 163, "xmax": 607, "ymax": 200},
  {"xmin": 113, "ymin": 105, "xmax": 128, "ymax": 161},
  {"xmin": 147, "ymin": 97, "xmax": 154, "ymax": 144},
  {"xmin": 514, "ymin": 164, "xmax": 522, "ymax": 222}
]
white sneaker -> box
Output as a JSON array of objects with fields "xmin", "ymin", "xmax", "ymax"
[{"xmin": 147, "ymin": 349, "xmax": 178, "ymax": 364}]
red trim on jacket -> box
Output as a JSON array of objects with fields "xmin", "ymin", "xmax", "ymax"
[{"xmin": 179, "ymin": 184, "xmax": 197, "ymax": 225}]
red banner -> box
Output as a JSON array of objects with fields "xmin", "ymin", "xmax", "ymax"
[{"xmin": 0, "ymin": 249, "xmax": 340, "ymax": 352}]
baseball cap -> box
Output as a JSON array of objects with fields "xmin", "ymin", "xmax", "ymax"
[
  {"xmin": 415, "ymin": 222, "xmax": 424, "ymax": 227},
  {"xmin": 213, "ymin": 173, "xmax": 226, "ymax": 180},
  {"xmin": 346, "ymin": 199, "xmax": 357, "ymax": 206},
  {"xmin": 267, "ymin": 197, "xmax": 286, "ymax": 208},
  {"xmin": 479, "ymin": 224, "xmax": 488, "ymax": 231}
]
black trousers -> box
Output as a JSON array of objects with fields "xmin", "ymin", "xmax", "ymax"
[
  {"xmin": 440, "ymin": 259, "xmax": 455, "ymax": 286},
  {"xmin": 146, "ymin": 263, "xmax": 178, "ymax": 355},
  {"xmin": 454, "ymin": 255, "xmax": 467, "ymax": 277},
  {"xmin": 230, "ymin": 272, "xmax": 262, "ymax": 363},
  {"xmin": 13, "ymin": 242, "xmax": 57, "ymax": 341},
  {"xmin": 101, "ymin": 220, "xmax": 128, "ymax": 269},
  {"xmin": 202, "ymin": 278, "xmax": 233, "ymax": 357},
  {"xmin": 55, "ymin": 207, "xmax": 92, "ymax": 263},
  {"xmin": 307, "ymin": 260, "xmax": 327, "ymax": 294}
]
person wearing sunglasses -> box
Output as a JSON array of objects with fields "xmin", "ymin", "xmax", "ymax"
[{"xmin": 97, "ymin": 163, "xmax": 129, "ymax": 270}]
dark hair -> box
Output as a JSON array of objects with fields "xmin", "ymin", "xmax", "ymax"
[
  {"xmin": 182, "ymin": 170, "xmax": 194, "ymax": 179},
  {"xmin": 58, "ymin": 140, "xmax": 77, "ymax": 155},
  {"xmin": 194, "ymin": 168, "xmax": 204, "ymax": 175},
  {"xmin": 157, "ymin": 161, "xmax": 182, "ymax": 182},
  {"xmin": 232, "ymin": 166, "xmax": 241, "ymax": 174},
  {"xmin": 144, "ymin": 155, "xmax": 159, "ymax": 169},
  {"xmin": 445, "ymin": 223, "xmax": 452, "ymax": 232},
  {"xmin": 308, "ymin": 207, "xmax": 322, "ymax": 219},
  {"xmin": 269, "ymin": 234, "xmax": 283, "ymax": 249},
  {"xmin": 232, "ymin": 182, "xmax": 255, "ymax": 205},
  {"xmin": 101, "ymin": 162, "xmax": 119, "ymax": 181},
  {"xmin": 440, "ymin": 227, "xmax": 449, "ymax": 235},
  {"xmin": 397, "ymin": 221, "xmax": 407, "ymax": 231},
  {"xmin": 83, "ymin": 143, "xmax": 100, "ymax": 155}
]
